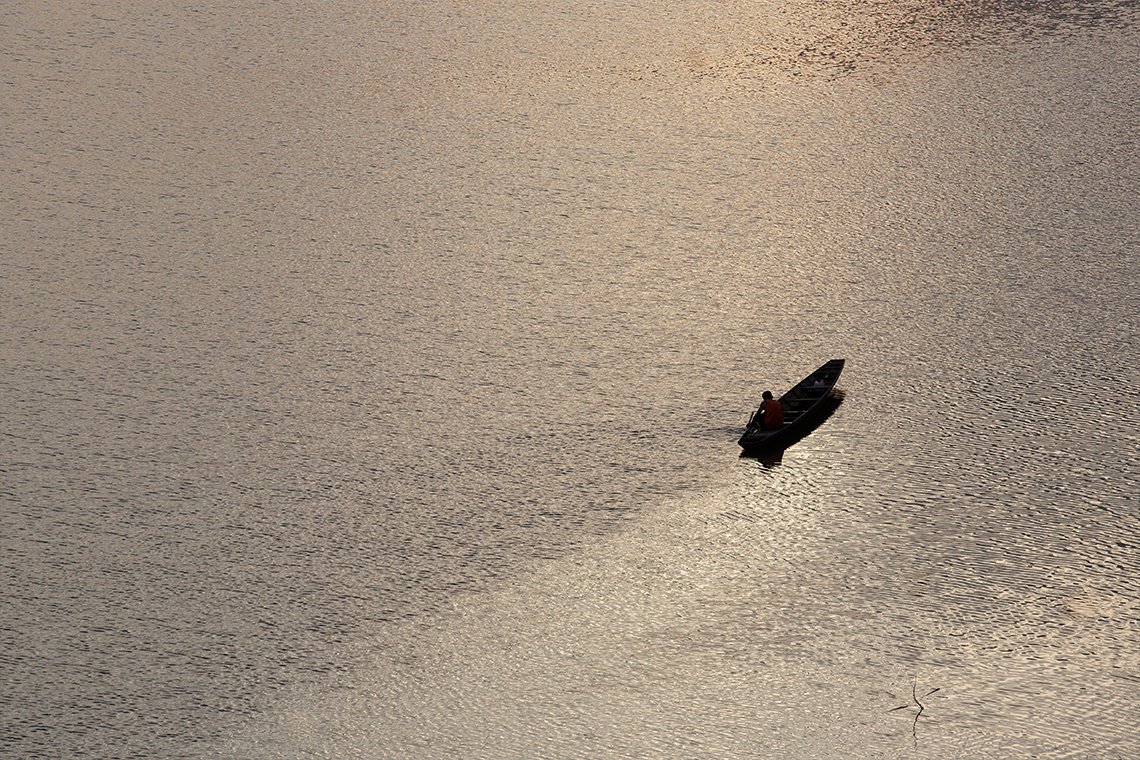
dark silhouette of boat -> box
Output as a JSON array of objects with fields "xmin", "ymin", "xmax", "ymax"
[{"xmin": 739, "ymin": 359, "xmax": 845, "ymax": 457}]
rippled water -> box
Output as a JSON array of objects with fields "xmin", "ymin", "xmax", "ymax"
[{"xmin": 2, "ymin": 1, "xmax": 1137, "ymax": 758}]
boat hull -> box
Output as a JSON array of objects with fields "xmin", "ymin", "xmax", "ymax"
[{"xmin": 738, "ymin": 359, "xmax": 845, "ymax": 456}]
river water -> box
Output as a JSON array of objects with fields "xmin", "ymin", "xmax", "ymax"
[{"xmin": 2, "ymin": 1, "xmax": 1138, "ymax": 758}]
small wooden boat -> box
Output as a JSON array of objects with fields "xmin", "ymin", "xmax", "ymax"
[{"xmin": 738, "ymin": 359, "xmax": 845, "ymax": 456}]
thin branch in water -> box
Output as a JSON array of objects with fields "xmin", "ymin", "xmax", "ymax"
[
  {"xmin": 885, "ymin": 678, "xmax": 940, "ymax": 714},
  {"xmin": 885, "ymin": 676, "xmax": 941, "ymax": 748}
]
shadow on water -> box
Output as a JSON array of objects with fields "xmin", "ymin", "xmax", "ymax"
[{"xmin": 740, "ymin": 390, "xmax": 846, "ymax": 468}]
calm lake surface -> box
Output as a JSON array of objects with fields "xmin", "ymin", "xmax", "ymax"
[{"xmin": 3, "ymin": 1, "xmax": 1138, "ymax": 758}]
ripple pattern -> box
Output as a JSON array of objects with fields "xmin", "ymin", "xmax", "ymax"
[{"xmin": 2, "ymin": 0, "xmax": 1137, "ymax": 758}]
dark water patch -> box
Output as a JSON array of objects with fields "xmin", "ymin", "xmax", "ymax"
[{"xmin": 675, "ymin": 0, "xmax": 1140, "ymax": 82}]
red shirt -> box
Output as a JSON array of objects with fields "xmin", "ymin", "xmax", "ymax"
[{"xmin": 763, "ymin": 398, "xmax": 784, "ymax": 428}]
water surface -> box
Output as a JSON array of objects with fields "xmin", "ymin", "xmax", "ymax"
[{"xmin": 2, "ymin": 1, "xmax": 1137, "ymax": 757}]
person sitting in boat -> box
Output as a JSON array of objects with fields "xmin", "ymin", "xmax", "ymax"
[{"xmin": 759, "ymin": 390, "xmax": 784, "ymax": 429}]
